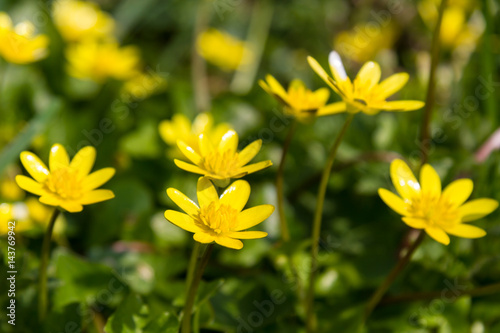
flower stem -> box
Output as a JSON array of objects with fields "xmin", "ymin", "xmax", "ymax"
[
  {"xmin": 305, "ymin": 113, "xmax": 354, "ymax": 332},
  {"xmin": 38, "ymin": 208, "xmax": 60, "ymax": 322},
  {"xmin": 363, "ymin": 231, "xmax": 426, "ymax": 322},
  {"xmin": 181, "ymin": 243, "xmax": 214, "ymax": 333},
  {"xmin": 420, "ymin": 0, "xmax": 447, "ymax": 165},
  {"xmin": 276, "ymin": 120, "xmax": 297, "ymax": 243},
  {"xmin": 186, "ymin": 242, "xmax": 201, "ymax": 288}
]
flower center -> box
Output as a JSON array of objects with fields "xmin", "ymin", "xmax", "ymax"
[
  {"xmin": 289, "ymin": 87, "xmax": 324, "ymax": 111},
  {"xmin": 196, "ymin": 202, "xmax": 238, "ymax": 235},
  {"xmin": 408, "ymin": 193, "xmax": 461, "ymax": 227},
  {"xmin": 44, "ymin": 168, "xmax": 83, "ymax": 200},
  {"xmin": 201, "ymin": 150, "xmax": 240, "ymax": 177}
]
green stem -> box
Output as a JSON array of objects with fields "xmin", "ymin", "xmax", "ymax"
[
  {"xmin": 305, "ymin": 113, "xmax": 354, "ymax": 332},
  {"xmin": 181, "ymin": 244, "xmax": 214, "ymax": 333},
  {"xmin": 363, "ymin": 231, "xmax": 426, "ymax": 321},
  {"xmin": 38, "ymin": 208, "xmax": 60, "ymax": 322},
  {"xmin": 186, "ymin": 242, "xmax": 201, "ymax": 288},
  {"xmin": 420, "ymin": 0, "xmax": 447, "ymax": 165},
  {"xmin": 276, "ymin": 120, "xmax": 297, "ymax": 243},
  {"xmin": 481, "ymin": 0, "xmax": 496, "ymax": 126}
]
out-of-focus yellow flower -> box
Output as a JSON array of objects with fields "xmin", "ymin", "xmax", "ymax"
[
  {"xmin": 15, "ymin": 144, "xmax": 115, "ymax": 213},
  {"xmin": 159, "ymin": 113, "xmax": 232, "ymax": 158},
  {"xmin": 66, "ymin": 39, "xmax": 140, "ymax": 82},
  {"xmin": 197, "ymin": 28, "xmax": 253, "ymax": 71},
  {"xmin": 122, "ymin": 71, "xmax": 167, "ymax": 100},
  {"xmin": 0, "ymin": 12, "xmax": 48, "ymax": 64},
  {"xmin": 0, "ymin": 202, "xmax": 32, "ymax": 234},
  {"xmin": 165, "ymin": 177, "xmax": 273, "ymax": 249},
  {"xmin": 379, "ymin": 159, "xmax": 499, "ymax": 245},
  {"xmin": 259, "ymin": 75, "xmax": 346, "ymax": 122},
  {"xmin": 308, "ymin": 51, "xmax": 425, "ymax": 115},
  {"xmin": 52, "ymin": 0, "xmax": 115, "ymax": 42},
  {"xmin": 334, "ymin": 22, "xmax": 398, "ymax": 63},
  {"xmin": 25, "ymin": 197, "xmax": 52, "ymax": 225},
  {"xmin": 175, "ymin": 129, "xmax": 272, "ymax": 187},
  {"xmin": 1, "ymin": 178, "xmax": 24, "ymax": 201}
]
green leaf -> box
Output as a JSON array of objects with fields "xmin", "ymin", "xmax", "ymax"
[
  {"xmin": 104, "ymin": 293, "xmax": 149, "ymax": 333},
  {"xmin": 143, "ymin": 312, "xmax": 180, "ymax": 332}
]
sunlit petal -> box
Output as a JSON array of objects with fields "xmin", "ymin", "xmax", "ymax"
[
  {"xmin": 236, "ymin": 205, "xmax": 274, "ymax": 231},
  {"xmin": 238, "ymin": 140, "xmax": 262, "ymax": 166},
  {"xmin": 165, "ymin": 210, "xmax": 202, "ymax": 233},
  {"xmin": 70, "ymin": 146, "xmax": 96, "ymax": 178},
  {"xmin": 442, "ymin": 179, "xmax": 473, "ymax": 207},
  {"xmin": 220, "ymin": 180, "xmax": 250, "ymax": 212},
  {"xmin": 378, "ymin": 188, "xmax": 409, "ymax": 216},
  {"xmin": 425, "ymin": 226, "xmax": 450, "ymax": 245},
  {"xmin": 459, "ymin": 199, "xmax": 499, "ymax": 222},
  {"xmin": 390, "ymin": 159, "xmax": 420, "ymax": 199},
  {"xmin": 215, "ymin": 236, "xmax": 243, "ymax": 249},
  {"xmin": 444, "ymin": 224, "xmax": 486, "ymax": 239},
  {"xmin": 49, "ymin": 144, "xmax": 70, "ymax": 171},
  {"xmin": 82, "ymin": 168, "xmax": 115, "ymax": 191},
  {"xmin": 196, "ymin": 177, "xmax": 218, "ymax": 207},
  {"xmin": 420, "ymin": 164, "xmax": 441, "ymax": 198},
  {"xmin": 79, "ymin": 189, "xmax": 115, "ymax": 205},
  {"xmin": 167, "ymin": 188, "xmax": 199, "ymax": 217},
  {"xmin": 15, "ymin": 175, "xmax": 44, "ymax": 195},
  {"xmin": 20, "ymin": 151, "xmax": 49, "ymax": 182}
]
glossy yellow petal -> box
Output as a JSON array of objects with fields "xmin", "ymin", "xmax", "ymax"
[
  {"xmin": 165, "ymin": 210, "xmax": 202, "ymax": 233},
  {"xmin": 459, "ymin": 199, "xmax": 499, "ymax": 222},
  {"xmin": 82, "ymin": 168, "xmax": 115, "ymax": 191},
  {"xmin": 238, "ymin": 160, "xmax": 272, "ymax": 175},
  {"xmin": 376, "ymin": 73, "xmax": 409, "ymax": 99},
  {"xmin": 177, "ymin": 140, "xmax": 202, "ymax": 164},
  {"xmin": 354, "ymin": 61, "xmax": 381, "ymax": 92},
  {"xmin": 215, "ymin": 236, "xmax": 243, "ymax": 249},
  {"xmin": 166, "ymin": 188, "xmax": 199, "ymax": 217},
  {"xmin": 316, "ymin": 102, "xmax": 347, "ymax": 116},
  {"xmin": 264, "ymin": 74, "xmax": 289, "ymax": 103},
  {"xmin": 442, "ymin": 179, "xmax": 473, "ymax": 207},
  {"xmin": 378, "ymin": 188, "xmax": 409, "ymax": 216},
  {"xmin": 238, "ymin": 140, "xmax": 262, "ymax": 166},
  {"xmin": 374, "ymin": 100, "xmax": 425, "ymax": 111},
  {"xmin": 220, "ymin": 180, "xmax": 250, "ymax": 212},
  {"xmin": 444, "ymin": 224, "xmax": 486, "ymax": 239},
  {"xmin": 70, "ymin": 146, "xmax": 96, "ymax": 178},
  {"xmin": 390, "ymin": 159, "xmax": 420, "ymax": 199},
  {"xmin": 307, "ymin": 56, "xmax": 339, "ymax": 93},
  {"xmin": 15, "ymin": 175, "xmax": 44, "ymax": 195},
  {"xmin": 194, "ymin": 232, "xmax": 214, "ymax": 243},
  {"xmin": 236, "ymin": 205, "xmax": 274, "ymax": 231},
  {"xmin": 20, "ymin": 151, "xmax": 49, "ymax": 182},
  {"xmin": 192, "ymin": 113, "xmax": 213, "ymax": 135},
  {"xmin": 197, "ymin": 177, "xmax": 218, "ymax": 207},
  {"xmin": 218, "ymin": 130, "xmax": 238, "ymax": 152},
  {"xmin": 402, "ymin": 217, "xmax": 427, "ymax": 229},
  {"xmin": 79, "ymin": 189, "xmax": 115, "ymax": 205},
  {"xmin": 174, "ymin": 159, "xmax": 206, "ymax": 175},
  {"xmin": 198, "ymin": 133, "xmax": 214, "ymax": 156},
  {"xmin": 60, "ymin": 201, "xmax": 84, "ymax": 213},
  {"xmin": 328, "ymin": 51, "xmax": 348, "ymax": 82},
  {"xmin": 39, "ymin": 194, "xmax": 61, "ymax": 206},
  {"xmin": 227, "ymin": 231, "xmax": 267, "ymax": 239},
  {"xmin": 49, "ymin": 144, "xmax": 70, "ymax": 171},
  {"xmin": 425, "ymin": 226, "xmax": 450, "ymax": 245},
  {"xmin": 420, "ymin": 164, "xmax": 441, "ymax": 198}
]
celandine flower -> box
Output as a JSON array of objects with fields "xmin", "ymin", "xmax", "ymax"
[
  {"xmin": 175, "ymin": 129, "xmax": 272, "ymax": 186},
  {"xmin": 259, "ymin": 75, "xmax": 346, "ymax": 122},
  {"xmin": 0, "ymin": 12, "xmax": 48, "ymax": 64},
  {"xmin": 379, "ymin": 159, "xmax": 499, "ymax": 245},
  {"xmin": 15, "ymin": 144, "xmax": 115, "ymax": 212},
  {"xmin": 165, "ymin": 177, "xmax": 274, "ymax": 249},
  {"xmin": 308, "ymin": 51, "xmax": 425, "ymax": 114}
]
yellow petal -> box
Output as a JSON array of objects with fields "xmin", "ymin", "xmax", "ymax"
[
  {"xmin": 15, "ymin": 175, "xmax": 44, "ymax": 195},
  {"xmin": 378, "ymin": 188, "xmax": 409, "ymax": 216},
  {"xmin": 60, "ymin": 201, "xmax": 84, "ymax": 213},
  {"xmin": 238, "ymin": 160, "xmax": 272, "ymax": 175},
  {"xmin": 444, "ymin": 224, "xmax": 486, "ymax": 239},
  {"xmin": 49, "ymin": 144, "xmax": 70, "ymax": 171},
  {"xmin": 390, "ymin": 159, "xmax": 420, "ymax": 199},
  {"xmin": 215, "ymin": 236, "xmax": 243, "ymax": 249},
  {"xmin": 20, "ymin": 151, "xmax": 49, "ymax": 182},
  {"xmin": 39, "ymin": 194, "xmax": 61, "ymax": 206},
  {"xmin": 165, "ymin": 210, "xmax": 202, "ymax": 233},
  {"xmin": 236, "ymin": 205, "xmax": 274, "ymax": 231},
  {"xmin": 79, "ymin": 189, "xmax": 115, "ymax": 205},
  {"xmin": 374, "ymin": 100, "xmax": 425, "ymax": 111},
  {"xmin": 218, "ymin": 130, "xmax": 238, "ymax": 152},
  {"xmin": 174, "ymin": 159, "xmax": 206, "ymax": 175},
  {"xmin": 177, "ymin": 140, "xmax": 202, "ymax": 164},
  {"xmin": 402, "ymin": 217, "xmax": 427, "ymax": 229},
  {"xmin": 312, "ymin": 88, "xmax": 330, "ymax": 105},
  {"xmin": 82, "ymin": 168, "xmax": 115, "ymax": 191},
  {"xmin": 376, "ymin": 73, "xmax": 409, "ymax": 99},
  {"xmin": 420, "ymin": 164, "xmax": 441, "ymax": 198},
  {"xmin": 425, "ymin": 226, "xmax": 450, "ymax": 245},
  {"xmin": 220, "ymin": 180, "xmax": 250, "ymax": 212},
  {"xmin": 459, "ymin": 199, "xmax": 499, "ymax": 222},
  {"xmin": 316, "ymin": 102, "xmax": 347, "ymax": 116},
  {"xmin": 70, "ymin": 146, "xmax": 96, "ymax": 178},
  {"xmin": 166, "ymin": 188, "xmax": 199, "ymax": 217},
  {"xmin": 328, "ymin": 51, "xmax": 348, "ymax": 82},
  {"xmin": 197, "ymin": 177, "xmax": 218, "ymax": 207},
  {"xmin": 354, "ymin": 61, "xmax": 381, "ymax": 92},
  {"xmin": 307, "ymin": 56, "xmax": 340, "ymax": 94},
  {"xmin": 238, "ymin": 140, "xmax": 262, "ymax": 166},
  {"xmin": 194, "ymin": 232, "xmax": 214, "ymax": 243},
  {"xmin": 198, "ymin": 133, "xmax": 214, "ymax": 156},
  {"xmin": 442, "ymin": 179, "xmax": 473, "ymax": 207},
  {"xmin": 264, "ymin": 75, "xmax": 289, "ymax": 104},
  {"xmin": 227, "ymin": 231, "xmax": 267, "ymax": 239},
  {"xmin": 192, "ymin": 113, "xmax": 213, "ymax": 135}
]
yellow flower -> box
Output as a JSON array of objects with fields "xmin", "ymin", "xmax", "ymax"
[
  {"xmin": 165, "ymin": 177, "xmax": 273, "ymax": 249},
  {"xmin": 159, "ymin": 113, "xmax": 232, "ymax": 158},
  {"xmin": 15, "ymin": 144, "xmax": 115, "ymax": 213},
  {"xmin": 175, "ymin": 129, "xmax": 272, "ymax": 186},
  {"xmin": 379, "ymin": 159, "xmax": 499, "ymax": 245},
  {"xmin": 52, "ymin": 0, "xmax": 115, "ymax": 42},
  {"xmin": 307, "ymin": 51, "xmax": 425, "ymax": 115},
  {"xmin": 197, "ymin": 28, "xmax": 253, "ymax": 71},
  {"xmin": 0, "ymin": 12, "xmax": 49, "ymax": 64},
  {"xmin": 0, "ymin": 202, "xmax": 32, "ymax": 234},
  {"xmin": 259, "ymin": 75, "xmax": 346, "ymax": 122},
  {"xmin": 0, "ymin": 177, "xmax": 25, "ymax": 201},
  {"xmin": 66, "ymin": 39, "xmax": 140, "ymax": 82},
  {"xmin": 122, "ymin": 71, "xmax": 167, "ymax": 100}
]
